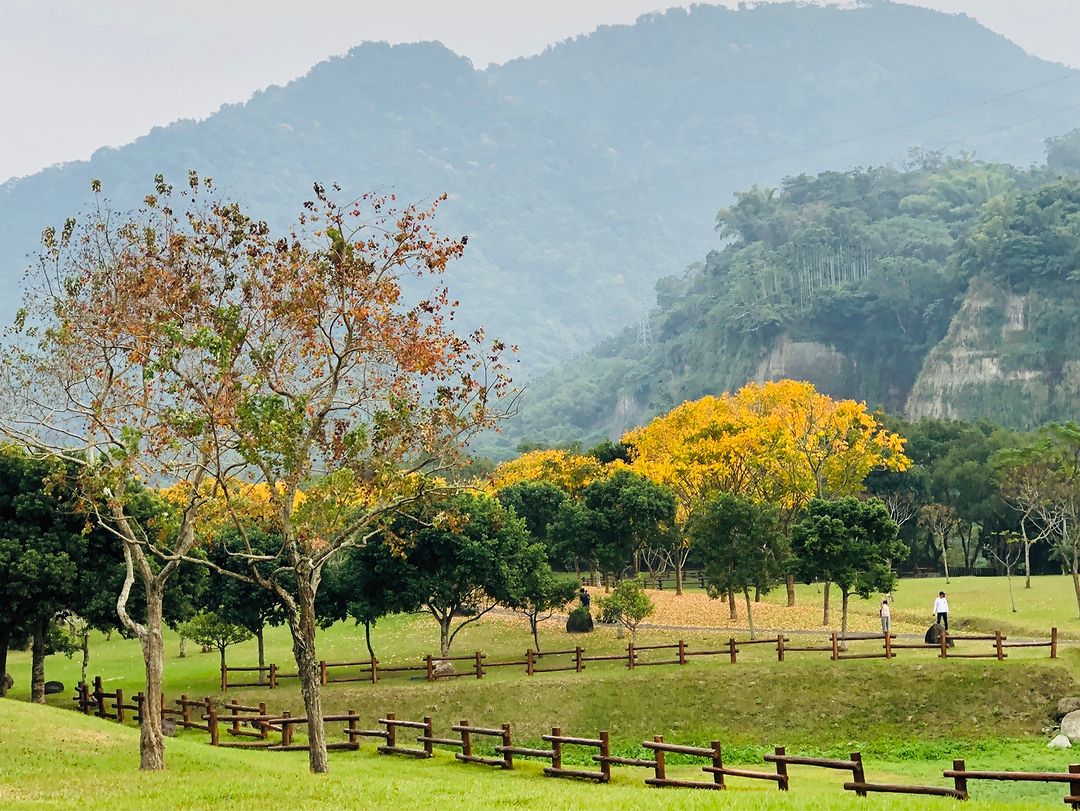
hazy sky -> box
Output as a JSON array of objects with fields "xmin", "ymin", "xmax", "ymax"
[{"xmin": 2, "ymin": 0, "xmax": 1079, "ymax": 183}]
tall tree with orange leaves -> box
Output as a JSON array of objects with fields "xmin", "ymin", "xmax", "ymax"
[{"xmin": 3, "ymin": 174, "xmax": 513, "ymax": 774}]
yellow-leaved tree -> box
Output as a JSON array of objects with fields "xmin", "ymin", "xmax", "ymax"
[
  {"xmin": 488, "ymin": 449, "xmax": 606, "ymax": 496},
  {"xmin": 624, "ymin": 380, "xmax": 908, "ymax": 598}
]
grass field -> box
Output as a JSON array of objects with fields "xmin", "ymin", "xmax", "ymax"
[
  {"xmin": 2, "ymin": 698, "xmax": 1080, "ymax": 810},
  {"xmin": 4, "ymin": 575, "xmax": 1080, "ymax": 809}
]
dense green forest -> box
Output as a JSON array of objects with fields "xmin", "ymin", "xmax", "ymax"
[
  {"xmin": 499, "ymin": 134, "xmax": 1080, "ymax": 454},
  {"xmin": 2, "ymin": 2, "xmax": 1079, "ymax": 375}
]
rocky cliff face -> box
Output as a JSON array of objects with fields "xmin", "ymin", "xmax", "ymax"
[{"xmin": 907, "ymin": 277, "xmax": 1080, "ymax": 427}]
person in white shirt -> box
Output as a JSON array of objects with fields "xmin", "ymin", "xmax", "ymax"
[
  {"xmin": 934, "ymin": 592, "xmax": 949, "ymax": 630},
  {"xmin": 879, "ymin": 598, "xmax": 891, "ymax": 636}
]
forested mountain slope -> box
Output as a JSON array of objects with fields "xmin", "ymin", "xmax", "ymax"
[
  {"xmin": 3, "ymin": 2, "xmax": 1080, "ymax": 373},
  {"xmin": 502, "ymin": 141, "xmax": 1080, "ymax": 454}
]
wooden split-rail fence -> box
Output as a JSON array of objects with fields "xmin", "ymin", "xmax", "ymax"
[
  {"xmin": 220, "ymin": 627, "xmax": 1060, "ymax": 691},
  {"xmin": 68, "ymin": 679, "xmax": 1080, "ymax": 806}
]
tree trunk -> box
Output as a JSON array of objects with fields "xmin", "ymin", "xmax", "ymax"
[
  {"xmin": 785, "ymin": 574, "xmax": 796, "ymax": 607},
  {"xmin": 941, "ymin": 540, "xmax": 951, "ymax": 583},
  {"xmin": 754, "ymin": 586, "xmax": 761, "ymax": 603},
  {"xmin": 219, "ymin": 645, "xmax": 227, "ymax": 677},
  {"xmin": 822, "ymin": 581, "xmax": 831, "ymax": 626},
  {"xmin": 743, "ymin": 589, "xmax": 756, "ymax": 640},
  {"xmin": 675, "ymin": 555, "xmax": 684, "ymax": 596},
  {"xmin": 257, "ymin": 625, "xmax": 266, "ymax": 684},
  {"xmin": 530, "ymin": 615, "xmax": 540, "ymax": 652},
  {"xmin": 439, "ymin": 617, "xmax": 452, "ymax": 658},
  {"xmin": 0, "ymin": 626, "xmax": 10, "ymax": 697},
  {"xmin": 178, "ymin": 635, "xmax": 186, "ymax": 658},
  {"xmin": 840, "ymin": 590, "xmax": 850, "ymax": 648},
  {"xmin": 80, "ymin": 628, "xmax": 89, "ymax": 686},
  {"xmin": 288, "ymin": 587, "xmax": 328, "ymax": 774},
  {"xmin": 1024, "ymin": 540, "xmax": 1032, "ymax": 589},
  {"xmin": 1072, "ymin": 542, "xmax": 1080, "ymax": 620},
  {"xmin": 1006, "ymin": 567, "xmax": 1017, "ymax": 612},
  {"xmin": 364, "ymin": 621, "xmax": 375, "ymax": 662},
  {"xmin": 139, "ymin": 584, "xmax": 167, "ymax": 771},
  {"xmin": 727, "ymin": 590, "xmax": 737, "ymax": 620},
  {"xmin": 31, "ymin": 615, "xmax": 47, "ymax": 703}
]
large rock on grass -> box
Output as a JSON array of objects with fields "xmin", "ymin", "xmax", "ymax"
[
  {"xmin": 1057, "ymin": 698, "xmax": 1080, "ymax": 718},
  {"xmin": 566, "ymin": 607, "xmax": 594, "ymax": 633},
  {"xmin": 1049, "ymin": 734, "xmax": 1072, "ymax": 749},
  {"xmin": 1061, "ymin": 710, "xmax": 1080, "ymax": 741}
]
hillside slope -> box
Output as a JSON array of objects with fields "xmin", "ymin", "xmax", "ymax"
[
  {"xmin": 3, "ymin": 3, "xmax": 1080, "ymax": 374},
  {"xmin": 500, "ymin": 153, "xmax": 1080, "ymax": 452}
]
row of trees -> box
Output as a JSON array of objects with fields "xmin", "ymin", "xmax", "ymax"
[{"xmin": 0, "ymin": 176, "xmax": 514, "ymax": 774}]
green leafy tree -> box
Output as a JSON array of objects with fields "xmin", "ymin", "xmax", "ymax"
[
  {"xmin": 322, "ymin": 538, "xmax": 425, "ymax": 661},
  {"xmin": 392, "ymin": 492, "xmax": 531, "ymax": 656},
  {"xmin": 595, "ymin": 575, "xmax": 655, "ymax": 642},
  {"xmin": 177, "ymin": 611, "xmax": 252, "ymax": 675},
  {"xmin": 792, "ymin": 497, "xmax": 907, "ymax": 641},
  {"xmin": 505, "ymin": 545, "xmax": 576, "ymax": 651},
  {"xmin": 496, "ymin": 480, "xmax": 568, "ymax": 564},
  {"xmin": 690, "ymin": 493, "xmax": 789, "ymax": 639},
  {"xmin": 0, "ymin": 449, "xmax": 86, "ymax": 701}
]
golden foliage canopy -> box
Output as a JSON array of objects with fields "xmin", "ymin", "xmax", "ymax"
[
  {"xmin": 488, "ymin": 449, "xmax": 610, "ymax": 495},
  {"xmin": 622, "ymin": 380, "xmax": 908, "ymax": 520}
]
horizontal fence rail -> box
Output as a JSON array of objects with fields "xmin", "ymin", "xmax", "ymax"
[
  {"xmin": 219, "ymin": 627, "xmax": 1059, "ymax": 691},
  {"xmin": 62, "ymin": 687, "xmax": 1080, "ymax": 806}
]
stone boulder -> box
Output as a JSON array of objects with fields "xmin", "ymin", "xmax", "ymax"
[
  {"xmin": 566, "ymin": 607, "xmax": 594, "ymax": 633},
  {"xmin": 923, "ymin": 624, "xmax": 955, "ymax": 647},
  {"xmin": 44, "ymin": 680, "xmax": 64, "ymax": 695},
  {"xmin": 1050, "ymin": 734, "xmax": 1072, "ymax": 749},
  {"xmin": 1058, "ymin": 698, "xmax": 1080, "ymax": 718},
  {"xmin": 1061, "ymin": 710, "xmax": 1080, "ymax": 741},
  {"xmin": 433, "ymin": 659, "xmax": 456, "ymax": 678}
]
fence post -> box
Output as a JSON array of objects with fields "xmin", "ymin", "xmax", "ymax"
[
  {"xmin": 526, "ymin": 649, "xmax": 534, "ymax": 676},
  {"xmin": 575, "ymin": 646, "xmax": 583, "ymax": 673},
  {"xmin": 653, "ymin": 735, "xmax": 666, "ymax": 781},
  {"xmin": 678, "ymin": 640, "xmax": 686, "ymax": 665},
  {"xmin": 550, "ymin": 727, "xmax": 562, "ymax": 771},
  {"xmin": 423, "ymin": 716, "xmax": 434, "ymax": 756},
  {"xmin": 939, "ymin": 629, "xmax": 948, "ymax": 659},
  {"xmin": 831, "ymin": 633, "xmax": 839, "ymax": 661},
  {"xmin": 885, "ymin": 631, "xmax": 892, "ymax": 659},
  {"xmin": 952, "ymin": 758, "xmax": 968, "ymax": 799},
  {"xmin": 475, "ymin": 650, "xmax": 483, "ymax": 680},
  {"xmin": 460, "ymin": 718, "xmax": 472, "ymax": 759},
  {"xmin": 627, "ymin": 642, "xmax": 635, "ymax": 670},
  {"xmin": 501, "ymin": 724, "xmax": 514, "ymax": 769},
  {"xmin": 426, "ymin": 655, "xmax": 434, "ymax": 682},
  {"xmin": 258, "ymin": 701, "xmax": 268, "ymax": 739},
  {"xmin": 160, "ymin": 692, "xmax": 166, "ymax": 724},
  {"xmin": 995, "ymin": 630, "xmax": 1005, "ymax": 661},
  {"xmin": 851, "ymin": 752, "xmax": 866, "ymax": 797},
  {"xmin": 347, "ymin": 709, "xmax": 358, "ymax": 746},
  {"xmin": 774, "ymin": 746, "xmax": 789, "ymax": 791},
  {"xmin": 94, "ymin": 676, "xmax": 106, "ymax": 717},
  {"xmin": 114, "ymin": 688, "xmax": 125, "ymax": 724},
  {"xmin": 208, "ymin": 704, "xmax": 219, "ymax": 746},
  {"xmin": 320, "ymin": 660, "xmax": 328, "ymax": 686},
  {"xmin": 711, "ymin": 741, "xmax": 725, "ymax": 788},
  {"xmin": 371, "ymin": 657, "xmax": 379, "ymax": 684},
  {"xmin": 180, "ymin": 694, "xmax": 190, "ymax": 729},
  {"xmin": 269, "ymin": 663, "xmax": 277, "ymax": 690},
  {"xmin": 1052, "ymin": 627, "xmax": 1059, "ymax": 659},
  {"xmin": 599, "ymin": 731, "xmax": 611, "ymax": 782},
  {"xmin": 1069, "ymin": 764, "xmax": 1080, "ymax": 807},
  {"xmin": 385, "ymin": 712, "xmax": 396, "ymax": 749},
  {"xmin": 281, "ymin": 710, "xmax": 292, "ymax": 747},
  {"xmin": 777, "ymin": 634, "xmax": 785, "ymax": 662},
  {"xmin": 728, "ymin": 637, "xmax": 737, "ymax": 664},
  {"xmin": 228, "ymin": 699, "xmax": 241, "ymax": 736}
]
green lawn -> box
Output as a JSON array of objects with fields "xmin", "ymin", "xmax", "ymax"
[
  {"xmin": 765, "ymin": 575, "xmax": 1080, "ymax": 639},
  {"xmin": 2, "ymin": 698, "xmax": 1079, "ymax": 810}
]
